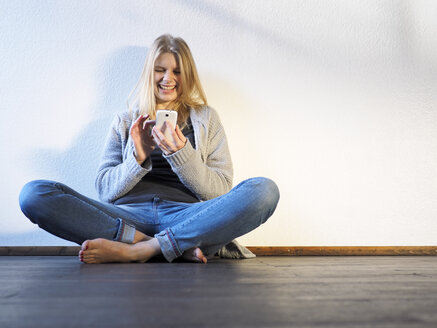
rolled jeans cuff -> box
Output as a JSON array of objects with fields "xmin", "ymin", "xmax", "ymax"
[
  {"xmin": 155, "ymin": 228, "xmax": 182, "ymax": 262},
  {"xmin": 114, "ymin": 218, "xmax": 136, "ymax": 244}
]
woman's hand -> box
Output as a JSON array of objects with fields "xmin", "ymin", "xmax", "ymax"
[
  {"xmin": 152, "ymin": 121, "xmax": 187, "ymax": 155},
  {"xmin": 129, "ymin": 115, "xmax": 156, "ymax": 165}
]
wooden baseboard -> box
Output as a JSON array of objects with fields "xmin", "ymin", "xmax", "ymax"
[
  {"xmin": 0, "ymin": 246, "xmax": 81, "ymax": 256},
  {"xmin": 1, "ymin": 246, "xmax": 437, "ymax": 256},
  {"xmin": 247, "ymin": 246, "xmax": 437, "ymax": 256}
]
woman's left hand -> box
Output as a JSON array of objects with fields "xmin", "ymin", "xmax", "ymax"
[{"xmin": 152, "ymin": 121, "xmax": 187, "ymax": 155}]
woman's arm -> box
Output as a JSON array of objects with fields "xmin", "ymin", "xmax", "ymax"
[
  {"xmin": 163, "ymin": 108, "xmax": 233, "ymax": 200},
  {"xmin": 95, "ymin": 113, "xmax": 151, "ymax": 203}
]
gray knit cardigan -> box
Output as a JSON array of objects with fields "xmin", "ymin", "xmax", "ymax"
[{"xmin": 95, "ymin": 106, "xmax": 233, "ymax": 203}]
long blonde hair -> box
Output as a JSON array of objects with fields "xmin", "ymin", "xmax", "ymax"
[{"xmin": 128, "ymin": 34, "xmax": 207, "ymax": 124}]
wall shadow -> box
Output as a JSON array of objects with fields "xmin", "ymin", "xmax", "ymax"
[
  {"xmin": 30, "ymin": 46, "xmax": 147, "ymax": 195},
  {"xmin": 6, "ymin": 46, "xmax": 147, "ymax": 245}
]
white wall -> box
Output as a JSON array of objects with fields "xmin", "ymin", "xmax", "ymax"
[{"xmin": 1, "ymin": 0, "xmax": 436, "ymax": 246}]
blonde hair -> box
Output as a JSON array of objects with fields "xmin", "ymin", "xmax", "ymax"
[{"xmin": 128, "ymin": 34, "xmax": 207, "ymax": 124}]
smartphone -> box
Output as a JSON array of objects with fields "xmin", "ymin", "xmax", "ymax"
[{"xmin": 155, "ymin": 110, "xmax": 178, "ymax": 140}]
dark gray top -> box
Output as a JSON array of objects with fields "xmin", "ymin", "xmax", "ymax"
[{"xmin": 114, "ymin": 118, "xmax": 199, "ymax": 205}]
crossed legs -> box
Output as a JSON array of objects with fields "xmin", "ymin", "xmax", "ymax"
[
  {"xmin": 20, "ymin": 177, "xmax": 279, "ymax": 264},
  {"xmin": 78, "ymin": 177, "xmax": 279, "ymax": 264}
]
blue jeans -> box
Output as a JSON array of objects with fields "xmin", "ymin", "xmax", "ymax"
[{"xmin": 19, "ymin": 177, "xmax": 280, "ymax": 262}]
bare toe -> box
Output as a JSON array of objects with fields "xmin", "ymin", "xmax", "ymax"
[
  {"xmin": 182, "ymin": 247, "xmax": 207, "ymax": 263},
  {"xmin": 81, "ymin": 240, "xmax": 90, "ymax": 251},
  {"xmin": 194, "ymin": 248, "xmax": 207, "ymax": 264}
]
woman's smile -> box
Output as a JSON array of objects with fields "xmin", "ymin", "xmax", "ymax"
[
  {"xmin": 154, "ymin": 52, "xmax": 181, "ymax": 108},
  {"xmin": 158, "ymin": 83, "xmax": 177, "ymax": 93}
]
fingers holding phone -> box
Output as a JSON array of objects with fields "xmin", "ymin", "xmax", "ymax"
[{"xmin": 153, "ymin": 110, "xmax": 186, "ymax": 155}]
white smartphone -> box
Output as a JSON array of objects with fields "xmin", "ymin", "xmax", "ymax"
[{"xmin": 155, "ymin": 110, "xmax": 178, "ymax": 140}]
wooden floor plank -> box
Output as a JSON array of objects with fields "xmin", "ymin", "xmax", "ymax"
[{"xmin": 0, "ymin": 256, "xmax": 436, "ymax": 327}]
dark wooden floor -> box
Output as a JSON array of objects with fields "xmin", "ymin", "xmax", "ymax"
[{"xmin": 1, "ymin": 256, "xmax": 436, "ymax": 328}]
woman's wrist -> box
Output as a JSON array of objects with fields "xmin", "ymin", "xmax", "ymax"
[{"xmin": 133, "ymin": 151, "xmax": 145, "ymax": 165}]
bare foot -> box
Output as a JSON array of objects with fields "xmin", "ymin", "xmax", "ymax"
[
  {"xmin": 79, "ymin": 238, "xmax": 161, "ymax": 264},
  {"xmin": 182, "ymin": 247, "xmax": 207, "ymax": 264}
]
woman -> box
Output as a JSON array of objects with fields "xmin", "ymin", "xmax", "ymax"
[{"xmin": 19, "ymin": 34, "xmax": 280, "ymax": 264}]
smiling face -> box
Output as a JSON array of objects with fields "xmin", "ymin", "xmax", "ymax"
[{"xmin": 154, "ymin": 52, "xmax": 181, "ymax": 109}]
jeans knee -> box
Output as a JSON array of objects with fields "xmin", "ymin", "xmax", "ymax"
[
  {"xmin": 257, "ymin": 177, "xmax": 280, "ymax": 208},
  {"xmin": 19, "ymin": 180, "xmax": 56, "ymax": 222},
  {"xmin": 246, "ymin": 177, "xmax": 280, "ymax": 217}
]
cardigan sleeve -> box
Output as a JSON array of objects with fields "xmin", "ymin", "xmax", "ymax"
[
  {"xmin": 163, "ymin": 108, "xmax": 233, "ymax": 200},
  {"xmin": 94, "ymin": 113, "xmax": 151, "ymax": 203}
]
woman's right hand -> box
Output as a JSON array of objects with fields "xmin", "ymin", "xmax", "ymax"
[{"xmin": 129, "ymin": 114, "xmax": 156, "ymax": 165}]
